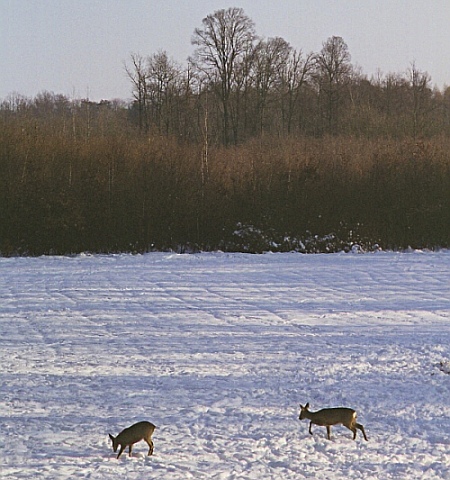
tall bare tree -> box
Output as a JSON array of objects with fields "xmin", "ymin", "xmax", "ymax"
[
  {"xmin": 191, "ymin": 7, "xmax": 256, "ymax": 145},
  {"xmin": 314, "ymin": 36, "xmax": 352, "ymax": 134},
  {"xmin": 125, "ymin": 53, "xmax": 149, "ymax": 131},
  {"xmin": 253, "ymin": 37, "xmax": 291, "ymax": 134},
  {"xmin": 281, "ymin": 49, "xmax": 314, "ymax": 134},
  {"xmin": 147, "ymin": 50, "xmax": 181, "ymax": 134},
  {"xmin": 408, "ymin": 62, "xmax": 432, "ymax": 138}
]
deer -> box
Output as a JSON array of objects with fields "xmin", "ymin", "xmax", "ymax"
[
  {"xmin": 109, "ymin": 421, "xmax": 156, "ymax": 459},
  {"xmin": 299, "ymin": 403, "xmax": 368, "ymax": 441}
]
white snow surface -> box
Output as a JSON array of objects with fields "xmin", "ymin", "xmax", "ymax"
[{"xmin": 1, "ymin": 251, "xmax": 450, "ymax": 479}]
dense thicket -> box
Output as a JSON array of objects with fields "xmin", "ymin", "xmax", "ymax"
[
  {"xmin": 1, "ymin": 8, "xmax": 450, "ymax": 254},
  {"xmin": 1, "ymin": 104, "xmax": 449, "ymax": 254}
]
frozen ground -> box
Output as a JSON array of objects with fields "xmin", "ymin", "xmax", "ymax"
[{"xmin": 0, "ymin": 251, "xmax": 449, "ymax": 479}]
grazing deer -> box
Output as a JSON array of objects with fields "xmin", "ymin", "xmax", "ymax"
[
  {"xmin": 299, "ymin": 403, "xmax": 368, "ymax": 441},
  {"xmin": 109, "ymin": 421, "xmax": 156, "ymax": 459}
]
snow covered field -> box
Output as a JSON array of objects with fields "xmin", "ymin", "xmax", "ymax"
[{"xmin": 1, "ymin": 251, "xmax": 449, "ymax": 479}]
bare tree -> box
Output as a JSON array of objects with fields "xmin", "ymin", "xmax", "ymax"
[
  {"xmin": 408, "ymin": 62, "xmax": 432, "ymax": 138},
  {"xmin": 252, "ymin": 37, "xmax": 292, "ymax": 134},
  {"xmin": 281, "ymin": 49, "xmax": 315, "ymax": 134},
  {"xmin": 191, "ymin": 7, "xmax": 256, "ymax": 145},
  {"xmin": 125, "ymin": 53, "xmax": 149, "ymax": 131},
  {"xmin": 147, "ymin": 50, "xmax": 181, "ymax": 134},
  {"xmin": 314, "ymin": 36, "xmax": 353, "ymax": 134}
]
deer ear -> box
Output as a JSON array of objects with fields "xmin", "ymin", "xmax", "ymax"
[
  {"xmin": 305, "ymin": 403, "xmax": 309, "ymax": 409},
  {"xmin": 109, "ymin": 434, "xmax": 114, "ymax": 441}
]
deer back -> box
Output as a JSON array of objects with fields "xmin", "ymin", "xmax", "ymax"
[
  {"xmin": 310, "ymin": 407, "xmax": 356, "ymax": 426},
  {"xmin": 116, "ymin": 421, "xmax": 155, "ymax": 444}
]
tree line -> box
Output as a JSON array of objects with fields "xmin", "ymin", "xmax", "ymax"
[
  {"xmin": 123, "ymin": 7, "xmax": 450, "ymax": 143},
  {"xmin": 1, "ymin": 7, "xmax": 449, "ymax": 255}
]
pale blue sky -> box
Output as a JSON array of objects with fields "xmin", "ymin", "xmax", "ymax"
[{"xmin": 2, "ymin": 0, "xmax": 450, "ymax": 101}]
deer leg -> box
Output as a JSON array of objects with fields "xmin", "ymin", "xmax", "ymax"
[
  {"xmin": 326, "ymin": 425, "xmax": 331, "ymax": 440},
  {"xmin": 117, "ymin": 445, "xmax": 126, "ymax": 459},
  {"xmin": 145, "ymin": 439, "xmax": 154, "ymax": 455},
  {"xmin": 308, "ymin": 421, "xmax": 314, "ymax": 435},
  {"xmin": 345, "ymin": 421, "xmax": 357, "ymax": 439},
  {"xmin": 128, "ymin": 444, "xmax": 133, "ymax": 457},
  {"xmin": 356, "ymin": 422, "xmax": 368, "ymax": 441}
]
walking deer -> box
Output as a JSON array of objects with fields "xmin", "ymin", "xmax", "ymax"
[
  {"xmin": 109, "ymin": 421, "xmax": 156, "ymax": 458},
  {"xmin": 299, "ymin": 403, "xmax": 368, "ymax": 441}
]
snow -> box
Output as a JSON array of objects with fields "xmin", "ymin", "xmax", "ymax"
[{"xmin": 1, "ymin": 251, "xmax": 449, "ymax": 479}]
